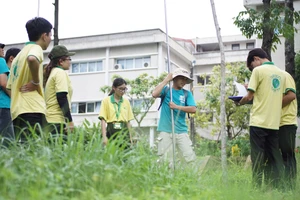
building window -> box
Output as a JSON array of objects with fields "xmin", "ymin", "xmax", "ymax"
[
  {"xmin": 130, "ymin": 99, "xmax": 148, "ymax": 111},
  {"xmin": 231, "ymin": 44, "xmax": 240, "ymax": 50},
  {"xmin": 246, "ymin": 43, "xmax": 254, "ymax": 49},
  {"xmin": 197, "ymin": 74, "xmax": 211, "ymax": 86},
  {"xmin": 71, "ymin": 101, "xmax": 101, "ymax": 114},
  {"xmin": 116, "ymin": 57, "xmax": 150, "ymax": 70},
  {"xmin": 71, "ymin": 61, "xmax": 103, "ymax": 74}
]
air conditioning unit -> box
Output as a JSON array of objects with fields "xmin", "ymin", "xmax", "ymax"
[
  {"xmin": 143, "ymin": 62, "xmax": 150, "ymax": 68},
  {"xmin": 114, "ymin": 64, "xmax": 122, "ymax": 70}
]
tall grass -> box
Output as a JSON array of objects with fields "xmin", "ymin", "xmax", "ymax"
[{"xmin": 0, "ymin": 128, "xmax": 299, "ymax": 200}]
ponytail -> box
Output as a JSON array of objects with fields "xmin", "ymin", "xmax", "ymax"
[
  {"xmin": 108, "ymin": 77, "xmax": 127, "ymax": 96},
  {"xmin": 44, "ymin": 55, "xmax": 68, "ymax": 87}
]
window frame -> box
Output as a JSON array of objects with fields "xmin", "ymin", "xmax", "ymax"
[
  {"xmin": 71, "ymin": 60, "xmax": 103, "ymax": 74},
  {"xmin": 71, "ymin": 101, "xmax": 101, "ymax": 114},
  {"xmin": 116, "ymin": 56, "xmax": 151, "ymax": 70},
  {"xmin": 231, "ymin": 44, "xmax": 240, "ymax": 51}
]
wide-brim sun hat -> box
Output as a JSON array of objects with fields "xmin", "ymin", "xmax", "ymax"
[{"xmin": 172, "ymin": 67, "xmax": 193, "ymax": 84}]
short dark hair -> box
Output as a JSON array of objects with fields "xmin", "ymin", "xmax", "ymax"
[
  {"xmin": 5, "ymin": 48, "xmax": 21, "ymax": 63},
  {"xmin": 26, "ymin": 17, "xmax": 53, "ymax": 41},
  {"xmin": 246, "ymin": 48, "xmax": 268, "ymax": 68}
]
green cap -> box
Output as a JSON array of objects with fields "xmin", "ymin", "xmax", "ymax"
[{"xmin": 48, "ymin": 45, "xmax": 75, "ymax": 60}]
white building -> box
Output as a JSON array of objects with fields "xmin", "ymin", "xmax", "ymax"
[{"xmin": 4, "ymin": 0, "xmax": 300, "ymax": 145}]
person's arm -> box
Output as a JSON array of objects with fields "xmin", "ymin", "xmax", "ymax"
[
  {"xmin": 169, "ymin": 102, "xmax": 196, "ymax": 113},
  {"xmin": 126, "ymin": 122, "xmax": 133, "ymax": 145},
  {"xmin": 101, "ymin": 119, "xmax": 108, "ymax": 146},
  {"xmin": 19, "ymin": 56, "xmax": 41, "ymax": 93},
  {"xmin": 152, "ymin": 73, "xmax": 173, "ymax": 98},
  {"xmin": 27, "ymin": 55, "xmax": 40, "ymax": 84},
  {"xmin": 282, "ymin": 90, "xmax": 296, "ymax": 108},
  {"xmin": 56, "ymin": 92, "xmax": 74, "ymax": 132},
  {"xmin": 238, "ymin": 90, "xmax": 254, "ymax": 105},
  {"xmin": 0, "ymin": 73, "xmax": 11, "ymax": 97}
]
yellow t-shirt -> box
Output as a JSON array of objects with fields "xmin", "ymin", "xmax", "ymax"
[
  {"xmin": 99, "ymin": 95, "xmax": 134, "ymax": 123},
  {"xmin": 45, "ymin": 67, "xmax": 73, "ymax": 123},
  {"xmin": 6, "ymin": 42, "xmax": 45, "ymax": 120},
  {"xmin": 248, "ymin": 62, "xmax": 286, "ymax": 130},
  {"xmin": 280, "ymin": 71, "xmax": 297, "ymax": 127}
]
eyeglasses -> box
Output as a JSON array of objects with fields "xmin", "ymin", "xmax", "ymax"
[
  {"xmin": 65, "ymin": 58, "xmax": 72, "ymax": 61},
  {"xmin": 117, "ymin": 87, "xmax": 128, "ymax": 92}
]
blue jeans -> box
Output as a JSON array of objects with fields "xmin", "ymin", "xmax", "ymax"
[{"xmin": 0, "ymin": 108, "xmax": 15, "ymax": 147}]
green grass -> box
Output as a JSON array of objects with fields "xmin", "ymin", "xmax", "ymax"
[{"xmin": 0, "ymin": 129, "xmax": 299, "ymax": 200}]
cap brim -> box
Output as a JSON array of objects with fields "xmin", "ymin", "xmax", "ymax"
[
  {"xmin": 67, "ymin": 52, "xmax": 76, "ymax": 56},
  {"xmin": 186, "ymin": 78, "xmax": 193, "ymax": 84}
]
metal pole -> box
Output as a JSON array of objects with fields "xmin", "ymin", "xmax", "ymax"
[
  {"xmin": 37, "ymin": 0, "xmax": 40, "ymax": 16},
  {"xmin": 190, "ymin": 61, "xmax": 196, "ymax": 145},
  {"xmin": 163, "ymin": 0, "xmax": 176, "ymax": 170}
]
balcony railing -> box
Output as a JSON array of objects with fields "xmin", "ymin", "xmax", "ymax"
[{"xmin": 194, "ymin": 49, "xmax": 250, "ymax": 65}]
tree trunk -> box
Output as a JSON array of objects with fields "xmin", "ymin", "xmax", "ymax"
[
  {"xmin": 210, "ymin": 0, "xmax": 227, "ymax": 181},
  {"xmin": 285, "ymin": 0, "xmax": 295, "ymax": 78},
  {"xmin": 54, "ymin": 0, "xmax": 59, "ymax": 45},
  {"xmin": 262, "ymin": 0, "xmax": 273, "ymax": 61}
]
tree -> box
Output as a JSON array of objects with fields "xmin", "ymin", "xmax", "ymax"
[
  {"xmin": 285, "ymin": 0, "xmax": 296, "ymax": 78},
  {"xmin": 210, "ymin": 0, "xmax": 228, "ymax": 181},
  {"xmin": 295, "ymin": 52, "xmax": 300, "ymax": 116},
  {"xmin": 234, "ymin": 0, "xmax": 300, "ymax": 62},
  {"xmin": 100, "ymin": 73, "xmax": 166, "ymax": 136},
  {"xmin": 195, "ymin": 63, "xmax": 252, "ymax": 140}
]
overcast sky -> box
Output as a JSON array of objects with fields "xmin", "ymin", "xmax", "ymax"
[{"xmin": 1, "ymin": 0, "xmax": 246, "ymax": 45}]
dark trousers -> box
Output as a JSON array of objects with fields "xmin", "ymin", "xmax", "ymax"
[
  {"xmin": 250, "ymin": 126, "xmax": 284, "ymax": 188},
  {"xmin": 45, "ymin": 123, "xmax": 67, "ymax": 142},
  {"xmin": 106, "ymin": 122, "xmax": 130, "ymax": 148},
  {"xmin": 13, "ymin": 113, "xmax": 46, "ymax": 142},
  {"xmin": 0, "ymin": 108, "xmax": 15, "ymax": 147},
  {"xmin": 279, "ymin": 125, "xmax": 297, "ymax": 189}
]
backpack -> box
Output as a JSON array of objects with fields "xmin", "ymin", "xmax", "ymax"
[{"xmin": 157, "ymin": 87, "xmax": 189, "ymax": 117}]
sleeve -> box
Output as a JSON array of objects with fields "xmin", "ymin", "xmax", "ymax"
[
  {"xmin": 247, "ymin": 68, "xmax": 259, "ymax": 92},
  {"xmin": 284, "ymin": 73, "xmax": 296, "ymax": 94},
  {"xmin": 56, "ymin": 92, "xmax": 73, "ymax": 122},
  {"xmin": 99, "ymin": 97, "xmax": 108, "ymax": 121},
  {"xmin": 186, "ymin": 91, "xmax": 196, "ymax": 107},
  {"xmin": 160, "ymin": 86, "xmax": 169, "ymax": 98},
  {"xmin": 127, "ymin": 100, "xmax": 134, "ymax": 122},
  {"xmin": 55, "ymin": 70, "xmax": 68, "ymax": 93},
  {"xmin": 28, "ymin": 45, "xmax": 43, "ymax": 63},
  {"xmin": 0, "ymin": 58, "xmax": 9, "ymax": 75}
]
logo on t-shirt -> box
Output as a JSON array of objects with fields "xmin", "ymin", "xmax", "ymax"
[
  {"xmin": 271, "ymin": 74, "xmax": 281, "ymax": 91},
  {"xmin": 179, "ymin": 95, "xmax": 185, "ymax": 104}
]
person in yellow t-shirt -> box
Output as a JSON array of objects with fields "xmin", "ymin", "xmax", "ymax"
[
  {"xmin": 239, "ymin": 48, "xmax": 285, "ymax": 188},
  {"xmin": 44, "ymin": 45, "xmax": 75, "ymax": 136},
  {"xmin": 279, "ymin": 71, "xmax": 298, "ymax": 190},
  {"xmin": 99, "ymin": 78, "xmax": 134, "ymax": 148},
  {"xmin": 6, "ymin": 17, "xmax": 52, "ymax": 142}
]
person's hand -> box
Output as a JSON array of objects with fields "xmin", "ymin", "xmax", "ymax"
[
  {"xmin": 169, "ymin": 102, "xmax": 178, "ymax": 110},
  {"xmin": 19, "ymin": 81, "xmax": 40, "ymax": 93},
  {"xmin": 65, "ymin": 121, "xmax": 74, "ymax": 133},
  {"xmin": 234, "ymin": 101, "xmax": 241, "ymax": 106},
  {"xmin": 244, "ymin": 83, "xmax": 248, "ymax": 89},
  {"xmin": 165, "ymin": 73, "xmax": 173, "ymax": 82},
  {"xmin": 102, "ymin": 136, "xmax": 108, "ymax": 146}
]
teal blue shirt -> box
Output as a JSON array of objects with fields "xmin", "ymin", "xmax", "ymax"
[
  {"xmin": 157, "ymin": 86, "xmax": 196, "ymax": 134},
  {"xmin": 0, "ymin": 58, "xmax": 10, "ymax": 108}
]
